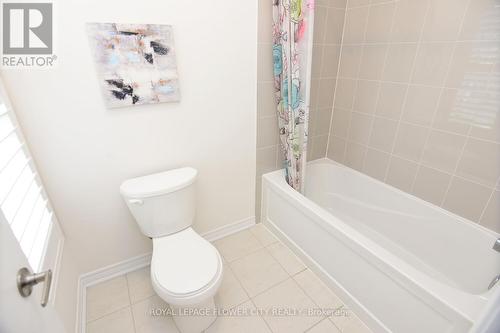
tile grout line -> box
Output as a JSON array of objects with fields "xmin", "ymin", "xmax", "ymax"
[
  {"xmin": 408, "ymin": 0, "xmax": 474, "ymax": 197},
  {"xmin": 360, "ymin": 0, "xmax": 398, "ymax": 174},
  {"xmin": 382, "ymin": 0, "xmax": 432, "ymax": 183},
  {"xmin": 325, "ymin": 2, "xmax": 349, "ymax": 158},
  {"xmin": 124, "ymin": 273, "xmax": 138, "ymax": 333}
]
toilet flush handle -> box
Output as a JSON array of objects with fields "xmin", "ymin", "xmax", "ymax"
[{"xmin": 128, "ymin": 199, "xmax": 144, "ymax": 206}]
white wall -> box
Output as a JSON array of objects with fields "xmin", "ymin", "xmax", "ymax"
[{"xmin": 1, "ymin": 0, "xmax": 257, "ymax": 330}]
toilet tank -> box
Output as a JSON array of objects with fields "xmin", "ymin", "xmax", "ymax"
[{"xmin": 120, "ymin": 167, "xmax": 197, "ymax": 238}]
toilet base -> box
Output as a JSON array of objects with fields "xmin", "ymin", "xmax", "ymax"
[{"xmin": 170, "ymin": 297, "xmax": 218, "ymax": 333}]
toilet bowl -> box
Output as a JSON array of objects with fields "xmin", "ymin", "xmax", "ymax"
[{"xmin": 120, "ymin": 167, "xmax": 223, "ymax": 333}]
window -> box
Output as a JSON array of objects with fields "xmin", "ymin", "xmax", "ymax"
[{"xmin": 0, "ymin": 94, "xmax": 53, "ymax": 271}]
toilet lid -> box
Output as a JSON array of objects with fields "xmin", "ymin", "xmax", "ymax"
[{"xmin": 151, "ymin": 228, "xmax": 220, "ymax": 296}]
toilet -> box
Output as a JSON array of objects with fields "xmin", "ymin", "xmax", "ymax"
[{"xmin": 120, "ymin": 167, "xmax": 223, "ymax": 333}]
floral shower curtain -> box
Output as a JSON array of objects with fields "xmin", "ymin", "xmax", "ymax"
[{"xmin": 272, "ymin": 0, "xmax": 314, "ymax": 192}]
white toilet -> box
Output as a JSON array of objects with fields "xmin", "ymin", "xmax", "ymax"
[{"xmin": 120, "ymin": 167, "xmax": 223, "ymax": 333}]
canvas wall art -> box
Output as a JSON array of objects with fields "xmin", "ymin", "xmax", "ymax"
[{"xmin": 87, "ymin": 23, "xmax": 180, "ymax": 108}]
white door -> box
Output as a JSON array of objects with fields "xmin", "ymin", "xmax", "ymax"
[
  {"xmin": 0, "ymin": 77, "xmax": 66, "ymax": 332},
  {"xmin": 0, "ymin": 216, "xmax": 65, "ymax": 333}
]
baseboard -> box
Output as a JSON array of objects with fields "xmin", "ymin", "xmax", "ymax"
[
  {"xmin": 201, "ymin": 216, "xmax": 256, "ymax": 242},
  {"xmin": 76, "ymin": 216, "xmax": 255, "ymax": 333}
]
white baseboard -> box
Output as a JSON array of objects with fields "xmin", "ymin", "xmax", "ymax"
[
  {"xmin": 76, "ymin": 216, "xmax": 255, "ymax": 333},
  {"xmin": 201, "ymin": 216, "xmax": 255, "ymax": 242}
]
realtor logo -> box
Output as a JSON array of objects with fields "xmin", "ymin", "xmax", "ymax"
[
  {"xmin": 3, "ymin": 3, "xmax": 52, "ymax": 54},
  {"xmin": 2, "ymin": 2, "xmax": 56, "ymax": 67}
]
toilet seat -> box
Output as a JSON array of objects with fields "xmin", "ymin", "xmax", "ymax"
[{"xmin": 150, "ymin": 227, "xmax": 223, "ymax": 306}]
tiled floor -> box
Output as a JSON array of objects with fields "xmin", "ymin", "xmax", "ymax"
[{"xmin": 85, "ymin": 224, "xmax": 372, "ymax": 333}]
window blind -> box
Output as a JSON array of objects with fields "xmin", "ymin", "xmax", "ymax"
[{"xmin": 0, "ymin": 101, "xmax": 53, "ymax": 271}]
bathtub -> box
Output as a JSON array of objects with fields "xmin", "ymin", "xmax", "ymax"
[{"xmin": 261, "ymin": 158, "xmax": 500, "ymax": 333}]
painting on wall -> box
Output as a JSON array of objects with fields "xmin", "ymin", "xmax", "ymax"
[{"xmin": 86, "ymin": 23, "xmax": 180, "ymax": 108}]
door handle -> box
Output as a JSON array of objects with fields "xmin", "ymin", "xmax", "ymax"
[{"xmin": 17, "ymin": 267, "xmax": 52, "ymax": 307}]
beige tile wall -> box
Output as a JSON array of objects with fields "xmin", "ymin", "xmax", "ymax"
[
  {"xmin": 256, "ymin": 0, "xmax": 346, "ymax": 219},
  {"xmin": 326, "ymin": 0, "xmax": 500, "ymax": 232}
]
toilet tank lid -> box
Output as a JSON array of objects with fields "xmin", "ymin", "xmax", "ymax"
[{"xmin": 120, "ymin": 167, "xmax": 197, "ymax": 198}]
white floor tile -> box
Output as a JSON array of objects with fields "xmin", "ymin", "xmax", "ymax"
[
  {"xmin": 127, "ymin": 266, "xmax": 156, "ymax": 304},
  {"xmin": 252, "ymin": 279, "xmax": 324, "ymax": 333},
  {"xmin": 214, "ymin": 229, "xmax": 263, "ymax": 262},
  {"xmin": 330, "ymin": 309, "xmax": 371, "ymax": 333},
  {"xmin": 205, "ymin": 300, "xmax": 271, "ymax": 333},
  {"xmin": 294, "ymin": 269, "xmax": 343, "ymax": 310},
  {"xmin": 86, "ymin": 276, "xmax": 130, "ymax": 322},
  {"xmin": 249, "ymin": 224, "xmax": 278, "ymax": 246},
  {"xmin": 230, "ymin": 248, "xmax": 288, "ymax": 297},
  {"xmin": 215, "ymin": 264, "xmax": 249, "ymax": 309},
  {"xmin": 266, "ymin": 242, "xmax": 306, "ymax": 276},
  {"xmin": 131, "ymin": 295, "xmax": 179, "ymax": 333},
  {"xmin": 306, "ymin": 318, "xmax": 341, "ymax": 333},
  {"xmin": 86, "ymin": 307, "xmax": 134, "ymax": 333}
]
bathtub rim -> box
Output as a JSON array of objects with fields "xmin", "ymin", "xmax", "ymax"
[{"xmin": 261, "ymin": 158, "xmax": 496, "ymax": 325}]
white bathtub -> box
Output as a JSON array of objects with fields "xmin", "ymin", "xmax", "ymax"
[{"xmin": 261, "ymin": 158, "xmax": 500, "ymax": 333}]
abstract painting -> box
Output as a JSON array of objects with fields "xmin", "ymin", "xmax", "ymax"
[{"xmin": 86, "ymin": 23, "xmax": 180, "ymax": 108}]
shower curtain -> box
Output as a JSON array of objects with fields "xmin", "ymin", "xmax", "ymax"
[{"xmin": 272, "ymin": 0, "xmax": 314, "ymax": 192}]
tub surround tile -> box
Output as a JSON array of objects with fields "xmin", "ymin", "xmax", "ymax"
[
  {"xmin": 86, "ymin": 307, "xmax": 135, "ymax": 333},
  {"xmin": 432, "ymin": 89, "xmax": 471, "ymax": 135},
  {"xmin": 257, "ymin": 116, "xmax": 279, "ymax": 149},
  {"xmin": 385, "ymin": 156, "xmax": 418, "ymax": 192},
  {"xmin": 334, "ymin": 78, "xmax": 357, "ymax": 110},
  {"xmin": 421, "ymin": 0, "xmax": 470, "ymax": 42},
  {"xmin": 322, "ymin": 0, "xmax": 498, "ymax": 233},
  {"xmin": 358, "ymin": 45, "xmax": 388, "ymax": 80},
  {"xmin": 257, "ymin": 81, "xmax": 277, "ymax": 118},
  {"xmin": 369, "ymin": 117, "xmax": 398, "ymax": 153},
  {"xmin": 421, "ymin": 130, "xmax": 467, "ymax": 173},
  {"xmin": 412, "ymin": 166, "xmax": 451, "ymax": 206},
  {"xmin": 331, "ymin": 108, "xmax": 351, "ymax": 139},
  {"xmin": 257, "ymin": 146, "xmax": 279, "ymax": 178},
  {"xmin": 214, "ymin": 229, "xmax": 263, "ymax": 262},
  {"xmin": 411, "ymin": 43, "xmax": 455, "ymax": 86},
  {"xmin": 343, "ymin": 6, "xmax": 370, "ymax": 44},
  {"xmin": 252, "ymin": 279, "xmax": 323, "ymax": 333},
  {"xmin": 443, "ymin": 177, "xmax": 492, "ymax": 222},
  {"xmin": 353, "ymin": 80, "xmax": 379, "ymax": 115},
  {"xmin": 392, "ymin": 123, "xmax": 429, "ymax": 162},
  {"xmin": 459, "ymin": 0, "xmax": 500, "ymax": 41},
  {"xmin": 344, "ymin": 142, "xmax": 367, "ymax": 171},
  {"xmin": 456, "ymin": 139, "xmax": 500, "ymax": 188},
  {"xmin": 126, "ymin": 266, "xmax": 155, "ymax": 304},
  {"xmin": 480, "ymin": 191, "xmax": 500, "ymax": 233},
  {"xmin": 445, "ymin": 42, "xmax": 494, "ymax": 89},
  {"xmin": 390, "ymin": 0, "xmax": 429, "ymax": 42},
  {"xmin": 339, "ymin": 45, "xmax": 363, "ymax": 79},
  {"xmin": 229, "ymin": 248, "xmax": 289, "ymax": 297},
  {"xmin": 325, "ymin": 8, "xmax": 346, "ymax": 44},
  {"xmin": 402, "ymin": 85, "xmax": 441, "ymax": 127},
  {"xmin": 321, "ymin": 45, "xmax": 341, "ymax": 77},
  {"xmin": 363, "ymin": 148, "xmax": 390, "ymax": 181},
  {"xmin": 328, "ymin": 136, "xmax": 347, "ymax": 163},
  {"xmin": 348, "ymin": 112, "xmax": 373, "ymax": 145},
  {"xmin": 86, "ymin": 276, "xmax": 130, "ymax": 322},
  {"xmin": 375, "ymin": 82, "xmax": 407, "ymax": 120},
  {"xmin": 364, "ymin": 2, "xmax": 395, "ymax": 43},
  {"xmin": 381, "ymin": 43, "xmax": 418, "ymax": 83}
]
